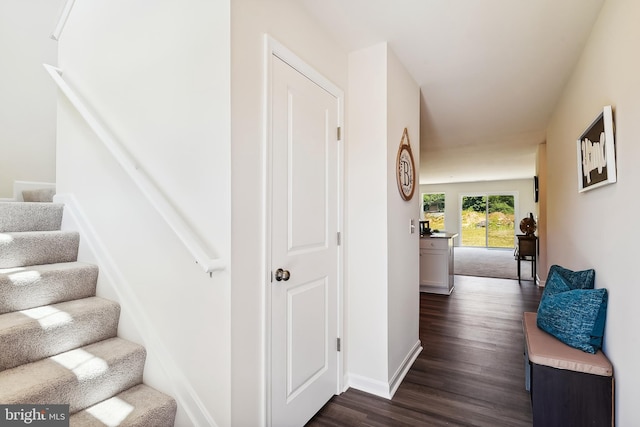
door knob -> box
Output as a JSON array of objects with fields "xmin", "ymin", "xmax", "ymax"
[{"xmin": 274, "ymin": 268, "xmax": 291, "ymax": 282}]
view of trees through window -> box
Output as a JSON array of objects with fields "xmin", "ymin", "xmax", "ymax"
[
  {"xmin": 422, "ymin": 193, "xmax": 445, "ymax": 231},
  {"xmin": 461, "ymin": 195, "xmax": 515, "ymax": 248}
]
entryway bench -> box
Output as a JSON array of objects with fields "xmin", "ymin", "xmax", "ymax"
[{"xmin": 523, "ymin": 312, "xmax": 614, "ymax": 427}]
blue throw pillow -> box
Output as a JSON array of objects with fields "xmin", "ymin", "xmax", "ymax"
[
  {"xmin": 542, "ymin": 268, "xmax": 572, "ymax": 296},
  {"xmin": 537, "ymin": 271, "xmax": 608, "ymax": 353},
  {"xmin": 547, "ymin": 264, "xmax": 595, "ymax": 290}
]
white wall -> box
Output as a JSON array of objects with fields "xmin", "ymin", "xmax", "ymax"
[
  {"xmin": 347, "ymin": 43, "xmax": 390, "ymax": 386},
  {"xmin": 230, "ymin": 1, "xmax": 348, "ymax": 426},
  {"xmin": 56, "ymin": 1, "xmax": 231, "ymax": 426},
  {"xmin": 546, "ymin": 0, "xmax": 640, "ymax": 423},
  {"xmin": 0, "ymin": 0, "xmax": 62, "ymax": 197},
  {"xmin": 385, "ymin": 48, "xmax": 421, "ymax": 385},
  {"xmin": 419, "ymin": 178, "xmax": 536, "ymax": 246},
  {"xmin": 347, "ymin": 42, "xmax": 421, "ymax": 397},
  {"xmin": 536, "ymin": 144, "xmax": 548, "ymax": 280}
]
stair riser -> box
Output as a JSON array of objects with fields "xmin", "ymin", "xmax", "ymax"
[
  {"xmin": 0, "ymin": 298, "xmax": 120, "ymax": 371},
  {"xmin": 0, "ymin": 231, "xmax": 79, "ymax": 268},
  {"xmin": 0, "ymin": 338, "xmax": 146, "ymax": 414},
  {"xmin": 69, "ymin": 384, "xmax": 177, "ymax": 427},
  {"xmin": 0, "ymin": 263, "xmax": 98, "ymax": 314},
  {"xmin": 0, "ymin": 202, "xmax": 64, "ymax": 232}
]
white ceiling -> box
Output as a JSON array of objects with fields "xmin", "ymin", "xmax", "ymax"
[{"xmin": 300, "ymin": 0, "xmax": 605, "ymax": 184}]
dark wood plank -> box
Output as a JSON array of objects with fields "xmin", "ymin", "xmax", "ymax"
[{"xmin": 307, "ymin": 275, "xmax": 543, "ymax": 427}]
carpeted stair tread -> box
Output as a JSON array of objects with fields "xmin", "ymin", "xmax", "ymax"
[
  {"xmin": 0, "ymin": 297, "xmax": 120, "ymax": 371},
  {"xmin": 0, "ymin": 230, "xmax": 79, "ymax": 268},
  {"xmin": 0, "ymin": 262, "xmax": 98, "ymax": 314},
  {"xmin": 69, "ymin": 384, "xmax": 177, "ymax": 427},
  {"xmin": 0, "ymin": 337, "xmax": 146, "ymax": 414},
  {"xmin": 1, "ymin": 202, "xmax": 176, "ymax": 425},
  {"xmin": 0, "ymin": 202, "xmax": 63, "ymax": 232}
]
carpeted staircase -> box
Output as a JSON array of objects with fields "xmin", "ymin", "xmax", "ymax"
[{"xmin": 0, "ymin": 200, "xmax": 176, "ymax": 426}]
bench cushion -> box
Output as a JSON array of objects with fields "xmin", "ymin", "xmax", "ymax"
[{"xmin": 523, "ymin": 312, "xmax": 612, "ymax": 377}]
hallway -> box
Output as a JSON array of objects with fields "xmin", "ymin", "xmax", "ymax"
[{"xmin": 308, "ymin": 275, "xmax": 543, "ymax": 426}]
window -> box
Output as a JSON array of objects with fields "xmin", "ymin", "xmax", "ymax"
[
  {"xmin": 422, "ymin": 193, "xmax": 445, "ymax": 231},
  {"xmin": 460, "ymin": 194, "xmax": 515, "ymax": 248}
]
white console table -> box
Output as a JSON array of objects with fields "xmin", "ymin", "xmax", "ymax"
[{"xmin": 419, "ymin": 232, "xmax": 457, "ymax": 295}]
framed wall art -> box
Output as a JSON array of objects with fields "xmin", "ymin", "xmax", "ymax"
[
  {"xmin": 396, "ymin": 128, "xmax": 416, "ymax": 201},
  {"xmin": 576, "ymin": 105, "xmax": 616, "ymax": 192}
]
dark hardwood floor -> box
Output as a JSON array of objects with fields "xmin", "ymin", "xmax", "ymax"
[{"xmin": 307, "ymin": 275, "xmax": 543, "ymax": 427}]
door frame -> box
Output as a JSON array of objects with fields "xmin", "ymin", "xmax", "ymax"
[{"xmin": 262, "ymin": 35, "xmax": 345, "ymax": 426}]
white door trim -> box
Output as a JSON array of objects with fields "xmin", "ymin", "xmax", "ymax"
[{"xmin": 262, "ymin": 34, "xmax": 345, "ymax": 427}]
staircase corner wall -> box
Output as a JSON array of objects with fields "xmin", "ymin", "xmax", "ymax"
[
  {"xmin": 56, "ymin": 193, "xmax": 226, "ymax": 427},
  {"xmin": 0, "ymin": 0, "xmax": 61, "ymax": 198},
  {"xmin": 53, "ymin": 1, "xmax": 232, "ymax": 425}
]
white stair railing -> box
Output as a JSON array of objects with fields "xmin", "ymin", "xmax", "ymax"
[
  {"xmin": 50, "ymin": 0, "xmax": 76, "ymax": 41},
  {"xmin": 44, "ymin": 64, "xmax": 225, "ymax": 274}
]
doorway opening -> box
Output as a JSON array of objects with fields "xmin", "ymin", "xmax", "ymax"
[{"xmin": 460, "ymin": 194, "xmax": 516, "ymax": 249}]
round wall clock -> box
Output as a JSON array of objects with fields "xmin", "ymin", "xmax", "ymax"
[{"xmin": 396, "ymin": 128, "xmax": 416, "ymax": 201}]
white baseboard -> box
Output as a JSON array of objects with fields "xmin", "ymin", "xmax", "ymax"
[
  {"xmin": 347, "ymin": 373, "xmax": 393, "ymax": 399},
  {"xmin": 342, "ymin": 373, "xmax": 350, "ymax": 393},
  {"xmin": 54, "ymin": 193, "xmax": 218, "ymax": 427},
  {"xmin": 389, "ymin": 340, "xmax": 422, "ymax": 398},
  {"xmin": 347, "ymin": 340, "xmax": 423, "ymax": 399}
]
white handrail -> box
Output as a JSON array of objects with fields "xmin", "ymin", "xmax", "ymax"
[
  {"xmin": 50, "ymin": 0, "xmax": 76, "ymax": 41},
  {"xmin": 44, "ymin": 64, "xmax": 225, "ymax": 274}
]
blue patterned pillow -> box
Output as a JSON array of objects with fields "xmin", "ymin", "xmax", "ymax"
[
  {"xmin": 547, "ymin": 264, "xmax": 595, "ymax": 290},
  {"xmin": 537, "ymin": 271, "xmax": 608, "ymax": 353},
  {"xmin": 542, "ymin": 268, "xmax": 572, "ymax": 295}
]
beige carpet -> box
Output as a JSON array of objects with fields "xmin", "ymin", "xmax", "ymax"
[
  {"xmin": 0, "ymin": 201, "xmax": 177, "ymax": 426},
  {"xmin": 454, "ymin": 246, "xmax": 536, "ymax": 281}
]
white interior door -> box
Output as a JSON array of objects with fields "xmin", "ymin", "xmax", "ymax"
[{"xmin": 270, "ymin": 53, "xmax": 340, "ymax": 427}]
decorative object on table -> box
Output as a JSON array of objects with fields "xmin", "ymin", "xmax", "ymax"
[
  {"xmin": 576, "ymin": 105, "xmax": 616, "ymax": 192},
  {"xmin": 419, "ymin": 220, "xmax": 430, "ymax": 236},
  {"xmin": 396, "ymin": 127, "xmax": 416, "ymax": 201},
  {"xmin": 519, "ymin": 213, "xmax": 537, "ymax": 236}
]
